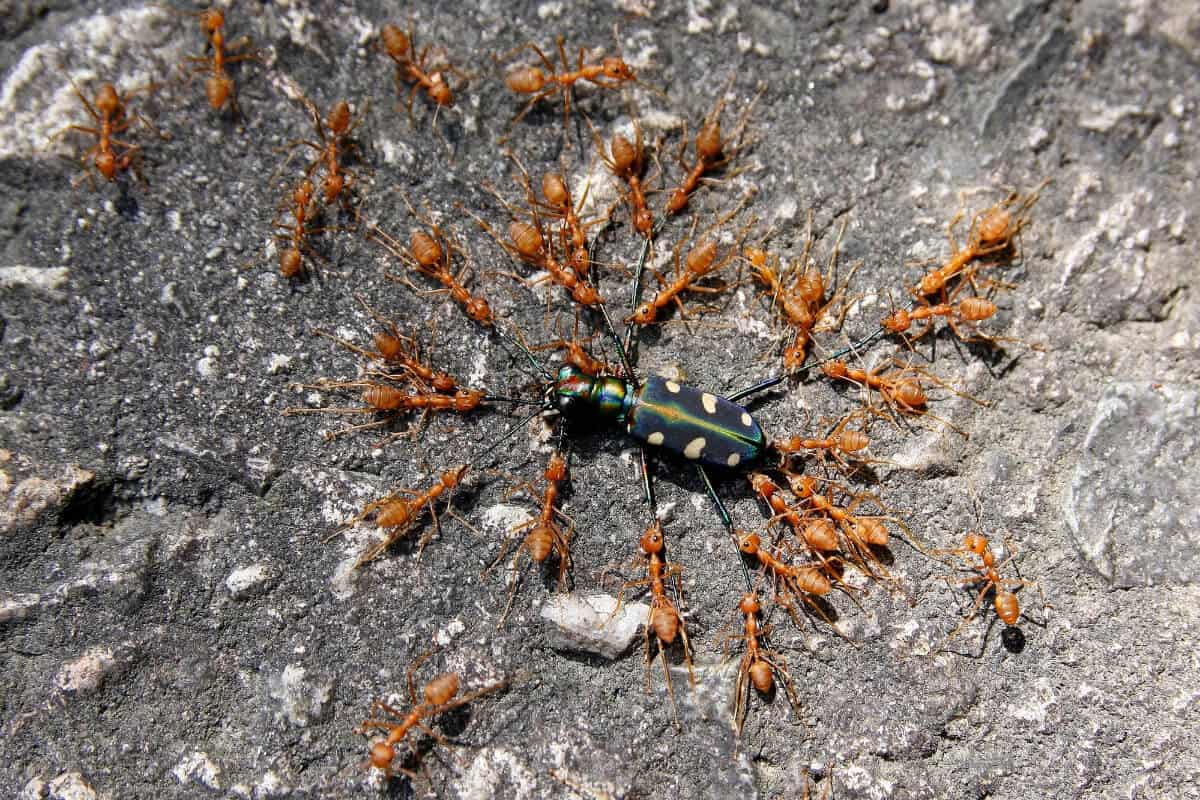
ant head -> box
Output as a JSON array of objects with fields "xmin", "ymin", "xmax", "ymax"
[
  {"xmin": 821, "ymin": 360, "xmax": 848, "ymax": 379},
  {"xmin": 368, "ymin": 741, "xmax": 395, "ymax": 771},
  {"xmin": 544, "ymin": 452, "xmax": 567, "ymax": 481},
  {"xmin": 199, "ymin": 9, "xmax": 224, "ymax": 35},
  {"xmin": 466, "ymin": 297, "xmax": 494, "ymax": 325},
  {"xmin": 94, "ymin": 151, "xmax": 117, "ymax": 181},
  {"xmin": 428, "ymin": 76, "xmax": 453, "ymax": 107},
  {"xmin": 600, "ymin": 57, "xmax": 635, "ymax": 81},
  {"xmin": 739, "ymin": 592, "xmax": 761, "ymax": 615},
  {"xmin": 638, "ymin": 522, "xmax": 664, "ymax": 555},
  {"xmin": 737, "ymin": 531, "xmax": 761, "ymax": 555},
  {"xmin": 323, "ymin": 172, "xmax": 345, "ymax": 204},
  {"xmin": 95, "ymin": 84, "xmax": 120, "ymax": 116},
  {"xmin": 963, "ymin": 532, "xmax": 988, "ymax": 555},
  {"xmin": 373, "ymin": 332, "xmax": 404, "ymax": 360},
  {"xmin": 629, "ymin": 302, "xmax": 655, "ymax": 325}
]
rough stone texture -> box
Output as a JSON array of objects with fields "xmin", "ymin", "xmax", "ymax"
[
  {"xmin": 2, "ymin": 1, "xmax": 1199, "ymax": 799},
  {"xmin": 1065, "ymin": 382, "xmax": 1200, "ymax": 587}
]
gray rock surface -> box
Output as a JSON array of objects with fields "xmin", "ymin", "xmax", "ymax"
[{"xmin": 2, "ymin": 1, "xmax": 1199, "ymax": 798}]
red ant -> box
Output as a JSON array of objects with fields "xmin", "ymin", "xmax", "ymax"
[
  {"xmin": 725, "ymin": 592, "xmax": 801, "ymax": 736},
  {"xmin": 358, "ymin": 650, "xmax": 509, "ymax": 780},
  {"xmin": 284, "ymin": 376, "xmax": 483, "ymax": 442},
  {"xmin": 664, "ymin": 81, "xmax": 762, "ymax": 215},
  {"xmin": 368, "ymin": 203, "xmax": 495, "ymax": 326},
  {"xmin": 786, "ymin": 474, "xmax": 907, "ymax": 582},
  {"xmin": 486, "ymin": 452, "xmax": 573, "ymax": 623},
  {"xmin": 747, "ymin": 214, "xmax": 856, "ymax": 370},
  {"xmin": 53, "ymin": 80, "xmax": 154, "ymax": 187},
  {"xmin": 737, "ymin": 531, "xmax": 848, "ymax": 634},
  {"xmin": 822, "ymin": 357, "xmax": 985, "ymax": 436},
  {"xmin": 289, "ymin": 98, "xmax": 366, "ymax": 209},
  {"xmin": 311, "ymin": 301, "xmax": 463, "ymax": 394},
  {"xmin": 594, "ymin": 124, "xmax": 655, "ymax": 239},
  {"xmin": 273, "ymin": 178, "xmax": 328, "ymax": 280},
  {"xmin": 467, "ymin": 204, "xmax": 604, "ymax": 308},
  {"xmin": 935, "ymin": 533, "xmax": 1044, "ymax": 639},
  {"xmin": 772, "ymin": 411, "xmax": 873, "ymax": 475},
  {"xmin": 503, "ymin": 36, "xmax": 638, "ymax": 134},
  {"xmin": 913, "ymin": 182, "xmax": 1046, "ymax": 298},
  {"xmin": 628, "ymin": 236, "xmax": 743, "ymax": 325},
  {"xmin": 748, "ymin": 473, "xmax": 840, "ymax": 553},
  {"xmin": 180, "ymin": 7, "xmax": 259, "ymax": 115},
  {"xmin": 612, "ymin": 522, "xmax": 694, "ymax": 728},
  {"xmin": 340, "ymin": 465, "xmax": 468, "ymax": 568},
  {"xmin": 379, "ymin": 23, "xmax": 464, "ymax": 121}
]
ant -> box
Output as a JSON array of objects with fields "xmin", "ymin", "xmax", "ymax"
[
  {"xmin": 594, "ymin": 124, "xmax": 655, "ymax": 239},
  {"xmin": 748, "ymin": 473, "xmax": 840, "ymax": 553},
  {"xmin": 311, "ymin": 300, "xmax": 464, "ymax": 395},
  {"xmin": 913, "ymin": 181, "xmax": 1046, "ymax": 299},
  {"xmin": 379, "ymin": 23, "xmax": 465, "ymax": 124},
  {"xmin": 273, "ymin": 178, "xmax": 328, "ymax": 280},
  {"xmin": 935, "ymin": 533, "xmax": 1045, "ymax": 641},
  {"xmin": 289, "ymin": 98, "xmax": 367, "ymax": 209},
  {"xmin": 627, "ymin": 237, "xmax": 740, "ymax": 325},
  {"xmin": 503, "ymin": 36, "xmax": 638, "ymax": 134},
  {"xmin": 786, "ymin": 474, "xmax": 905, "ymax": 582},
  {"xmin": 664, "ymin": 81, "xmax": 763, "ymax": 215},
  {"xmin": 368, "ymin": 202, "xmax": 496, "ymax": 326},
  {"xmin": 486, "ymin": 451, "xmax": 573, "ymax": 623},
  {"xmin": 180, "ymin": 7, "xmax": 260, "ymax": 115},
  {"xmin": 358, "ymin": 650, "xmax": 510, "ymax": 781},
  {"xmin": 821, "ymin": 357, "xmax": 983, "ymax": 437},
  {"xmin": 725, "ymin": 592, "xmax": 801, "ymax": 736},
  {"xmin": 771, "ymin": 411, "xmax": 873, "ymax": 475},
  {"xmin": 736, "ymin": 531, "xmax": 848, "ymax": 634},
  {"xmin": 611, "ymin": 522, "xmax": 694, "ymax": 728},
  {"xmin": 468, "ymin": 204, "xmax": 604, "ymax": 308},
  {"xmin": 747, "ymin": 214, "xmax": 856, "ymax": 371},
  {"xmin": 339, "ymin": 465, "xmax": 469, "ymax": 568},
  {"xmin": 53, "ymin": 80, "xmax": 155, "ymax": 187},
  {"xmin": 502, "ymin": 153, "xmax": 601, "ymax": 279}
]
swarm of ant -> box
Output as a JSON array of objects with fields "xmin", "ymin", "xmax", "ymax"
[{"xmin": 49, "ymin": 4, "xmax": 1051, "ymax": 792}]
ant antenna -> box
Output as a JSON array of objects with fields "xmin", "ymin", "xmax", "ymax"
[{"xmin": 468, "ymin": 405, "xmax": 547, "ymax": 468}]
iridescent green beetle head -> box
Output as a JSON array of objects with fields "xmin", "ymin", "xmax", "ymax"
[
  {"xmin": 551, "ymin": 364, "xmax": 594, "ymax": 417},
  {"xmin": 549, "ymin": 364, "xmax": 634, "ymax": 426}
]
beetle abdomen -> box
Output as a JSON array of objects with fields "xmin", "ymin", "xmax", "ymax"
[{"xmin": 627, "ymin": 377, "xmax": 766, "ymax": 469}]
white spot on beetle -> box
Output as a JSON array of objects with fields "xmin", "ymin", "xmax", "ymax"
[
  {"xmin": 701, "ymin": 393, "xmax": 718, "ymax": 414},
  {"xmin": 683, "ymin": 437, "xmax": 706, "ymax": 460},
  {"xmin": 727, "ymin": 453, "xmax": 741, "ymax": 467},
  {"xmin": 665, "ymin": 380, "xmax": 681, "ymax": 393},
  {"xmin": 741, "ymin": 412, "xmax": 753, "ymax": 427},
  {"xmin": 647, "ymin": 431, "xmax": 665, "ymax": 446}
]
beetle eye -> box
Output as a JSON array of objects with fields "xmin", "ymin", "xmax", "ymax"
[{"xmin": 556, "ymin": 394, "xmax": 582, "ymax": 417}]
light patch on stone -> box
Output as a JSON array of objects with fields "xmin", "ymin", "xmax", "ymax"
[
  {"xmin": 172, "ymin": 751, "xmax": 222, "ymax": 790},
  {"xmin": 541, "ymin": 593, "xmax": 648, "ymax": 659},
  {"xmin": 683, "ymin": 437, "xmax": 706, "ymax": 460}
]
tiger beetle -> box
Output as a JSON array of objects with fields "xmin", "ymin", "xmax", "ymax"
[{"xmin": 481, "ymin": 230, "xmax": 887, "ymax": 593}]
